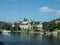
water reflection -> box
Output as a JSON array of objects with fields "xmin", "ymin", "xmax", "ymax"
[
  {"xmin": 20, "ymin": 32, "xmax": 44, "ymax": 41},
  {"xmin": 57, "ymin": 35, "xmax": 60, "ymax": 45},
  {"xmin": 0, "ymin": 32, "xmax": 60, "ymax": 45}
]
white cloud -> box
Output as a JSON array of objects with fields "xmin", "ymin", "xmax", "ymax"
[
  {"xmin": 39, "ymin": 7, "xmax": 55, "ymax": 12},
  {"xmin": 56, "ymin": 10, "xmax": 60, "ymax": 15}
]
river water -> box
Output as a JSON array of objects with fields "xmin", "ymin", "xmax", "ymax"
[{"xmin": 0, "ymin": 32, "xmax": 60, "ymax": 45}]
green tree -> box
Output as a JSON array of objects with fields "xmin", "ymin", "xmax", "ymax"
[
  {"xmin": 6, "ymin": 25, "xmax": 11, "ymax": 30},
  {"xmin": 12, "ymin": 26, "xmax": 21, "ymax": 31},
  {"xmin": 32, "ymin": 25, "xmax": 38, "ymax": 31},
  {"xmin": 2, "ymin": 24, "xmax": 12, "ymax": 30},
  {"xmin": 57, "ymin": 23, "xmax": 60, "ymax": 30},
  {"xmin": 45, "ymin": 22, "xmax": 55, "ymax": 32}
]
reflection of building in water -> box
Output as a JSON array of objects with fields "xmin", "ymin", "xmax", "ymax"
[
  {"xmin": 12, "ymin": 18, "xmax": 43, "ymax": 31},
  {"xmin": 20, "ymin": 32, "xmax": 44, "ymax": 41}
]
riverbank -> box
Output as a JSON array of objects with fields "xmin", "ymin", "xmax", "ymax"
[{"xmin": 0, "ymin": 29, "xmax": 60, "ymax": 36}]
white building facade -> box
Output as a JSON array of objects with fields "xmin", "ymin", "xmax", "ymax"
[{"xmin": 19, "ymin": 19, "xmax": 43, "ymax": 30}]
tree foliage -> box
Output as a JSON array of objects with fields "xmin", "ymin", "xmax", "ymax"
[
  {"xmin": 32, "ymin": 25, "xmax": 38, "ymax": 31},
  {"xmin": 44, "ymin": 22, "xmax": 55, "ymax": 32},
  {"xmin": 12, "ymin": 26, "xmax": 21, "ymax": 31},
  {"xmin": 2, "ymin": 24, "xmax": 21, "ymax": 31},
  {"xmin": 57, "ymin": 23, "xmax": 60, "ymax": 30}
]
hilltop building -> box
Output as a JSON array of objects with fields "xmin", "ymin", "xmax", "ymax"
[{"xmin": 12, "ymin": 18, "xmax": 43, "ymax": 31}]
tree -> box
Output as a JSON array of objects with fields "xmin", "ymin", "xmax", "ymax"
[
  {"xmin": 6, "ymin": 25, "xmax": 11, "ymax": 30},
  {"xmin": 45, "ymin": 22, "xmax": 55, "ymax": 32},
  {"xmin": 12, "ymin": 26, "xmax": 21, "ymax": 31},
  {"xmin": 2, "ymin": 24, "xmax": 12, "ymax": 30},
  {"xmin": 57, "ymin": 23, "xmax": 60, "ymax": 30},
  {"xmin": 32, "ymin": 25, "xmax": 38, "ymax": 31}
]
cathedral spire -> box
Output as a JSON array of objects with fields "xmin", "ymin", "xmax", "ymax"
[{"xmin": 23, "ymin": 17, "xmax": 28, "ymax": 21}]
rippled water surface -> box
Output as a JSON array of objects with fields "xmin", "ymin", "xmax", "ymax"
[{"xmin": 0, "ymin": 32, "xmax": 60, "ymax": 45}]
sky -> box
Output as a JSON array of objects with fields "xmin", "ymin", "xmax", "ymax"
[{"xmin": 0, "ymin": 0, "xmax": 60, "ymax": 23}]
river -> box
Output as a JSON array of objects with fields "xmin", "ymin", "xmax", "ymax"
[{"xmin": 0, "ymin": 32, "xmax": 60, "ymax": 45}]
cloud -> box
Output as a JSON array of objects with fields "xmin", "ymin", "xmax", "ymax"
[
  {"xmin": 38, "ymin": 7, "xmax": 60, "ymax": 16},
  {"xmin": 39, "ymin": 7, "xmax": 55, "ymax": 12},
  {"xmin": 56, "ymin": 10, "xmax": 60, "ymax": 15}
]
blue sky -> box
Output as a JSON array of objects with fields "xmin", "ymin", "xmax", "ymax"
[{"xmin": 0, "ymin": 0, "xmax": 60, "ymax": 22}]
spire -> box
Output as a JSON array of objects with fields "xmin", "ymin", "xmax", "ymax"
[{"xmin": 23, "ymin": 17, "xmax": 28, "ymax": 21}]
